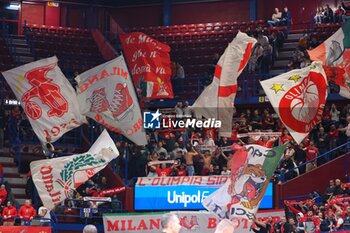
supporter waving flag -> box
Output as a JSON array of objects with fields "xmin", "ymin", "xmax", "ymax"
[
  {"xmin": 202, "ymin": 144, "xmax": 286, "ymax": 229},
  {"xmin": 119, "ymin": 32, "xmax": 174, "ymax": 100},
  {"xmin": 30, "ymin": 130, "xmax": 119, "ymax": 209},
  {"xmin": 308, "ymin": 20, "xmax": 350, "ymax": 98},
  {"xmin": 260, "ymin": 62, "xmax": 328, "ymax": 144},
  {"xmin": 192, "ymin": 32, "xmax": 257, "ymax": 137},
  {"xmin": 1, "ymin": 56, "xmax": 86, "ymax": 142},
  {"xmin": 75, "ymin": 55, "xmax": 147, "ymax": 146}
]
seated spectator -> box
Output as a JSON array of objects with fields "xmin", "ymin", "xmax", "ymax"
[
  {"xmin": 2, "ymin": 201, "xmax": 17, "ymax": 226},
  {"xmin": 315, "ymin": 7, "xmax": 325, "ymax": 24},
  {"xmin": 333, "ymin": 179, "xmax": 346, "ymax": 196},
  {"xmin": 335, "ymin": 5, "xmax": 345, "ymax": 23},
  {"xmin": 99, "ymin": 176, "xmax": 109, "ymax": 190},
  {"xmin": 0, "ymin": 184, "xmax": 7, "ymax": 205},
  {"xmin": 298, "ymin": 34, "xmax": 309, "ymax": 51},
  {"xmin": 292, "ymin": 47, "xmax": 305, "ymax": 63},
  {"xmin": 284, "ymin": 218, "xmax": 297, "ymax": 232},
  {"xmin": 38, "ymin": 205, "xmax": 51, "ymax": 226},
  {"xmin": 300, "ymin": 56, "xmax": 311, "ymax": 68},
  {"xmin": 343, "ymin": 206, "xmax": 350, "ymax": 230},
  {"xmin": 18, "ymin": 199, "xmax": 36, "ymax": 226},
  {"xmin": 324, "ymin": 4, "xmax": 334, "ymax": 23},
  {"xmin": 335, "ymin": 211, "xmax": 344, "ymax": 230},
  {"xmin": 42, "ymin": 136, "xmax": 62, "ymax": 159},
  {"xmin": 281, "ymin": 7, "xmax": 291, "ymax": 28},
  {"xmin": 267, "ymin": 8, "xmax": 282, "ymax": 27},
  {"xmin": 287, "ymin": 56, "xmax": 300, "ymax": 70},
  {"xmin": 154, "ymin": 142, "xmax": 168, "ymax": 159},
  {"xmin": 324, "ymin": 180, "xmax": 336, "ymax": 201},
  {"xmin": 342, "ymin": 1, "xmax": 350, "ymax": 22}
]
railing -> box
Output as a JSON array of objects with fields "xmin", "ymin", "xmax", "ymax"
[
  {"xmin": 0, "ymin": 216, "xmax": 56, "ymax": 230},
  {"xmin": 280, "ymin": 142, "xmax": 350, "ymax": 183}
]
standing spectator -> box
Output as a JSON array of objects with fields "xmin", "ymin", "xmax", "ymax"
[
  {"xmin": 175, "ymin": 164, "xmax": 187, "ymax": 176},
  {"xmin": 281, "ymin": 129, "xmax": 293, "ymax": 143},
  {"xmin": 221, "ymin": 166, "xmax": 231, "ymax": 175},
  {"xmin": 248, "ymin": 43, "xmax": 263, "ymax": 72},
  {"xmin": 335, "ymin": 211, "xmax": 344, "ymax": 230},
  {"xmin": 294, "ymin": 143, "xmax": 307, "ymax": 174},
  {"xmin": 183, "ymin": 101, "xmax": 192, "ymax": 117},
  {"xmin": 257, "ymin": 31, "xmax": 269, "ymax": 46},
  {"xmin": 18, "ymin": 199, "xmax": 36, "ymax": 226},
  {"xmin": 267, "ymin": 8, "xmax": 282, "ymax": 27},
  {"xmin": 0, "ymin": 184, "xmax": 7, "ymax": 205},
  {"xmin": 176, "ymin": 62, "xmax": 185, "ymax": 78},
  {"xmin": 342, "ymin": 1, "xmax": 350, "ymax": 22},
  {"xmin": 261, "ymin": 43, "xmax": 273, "ymax": 74},
  {"xmin": 315, "ymin": 127, "xmax": 329, "ymax": 163},
  {"xmin": 274, "ymin": 216, "xmax": 287, "ymax": 233},
  {"xmin": 2, "ymin": 201, "xmax": 17, "ymax": 226},
  {"xmin": 0, "ymin": 163, "xmax": 3, "ymax": 185},
  {"xmin": 343, "ymin": 206, "xmax": 350, "ymax": 230},
  {"xmin": 252, "ymin": 217, "xmax": 272, "ymax": 233},
  {"xmin": 324, "ymin": 180, "xmax": 335, "ymax": 201},
  {"xmin": 335, "ymin": 5, "xmax": 345, "ymax": 23},
  {"xmin": 154, "ymin": 142, "xmax": 168, "ymax": 159},
  {"xmin": 284, "ymin": 218, "xmax": 297, "ymax": 233},
  {"xmin": 324, "ymin": 4, "xmax": 334, "ymax": 23},
  {"xmin": 333, "ymin": 179, "xmax": 346, "ymax": 195},
  {"xmin": 304, "ymin": 141, "xmax": 319, "ymax": 172},
  {"xmin": 331, "ymin": 104, "xmax": 340, "ymax": 125},
  {"xmin": 328, "ymin": 124, "xmax": 339, "ymax": 153},
  {"xmin": 175, "ymin": 102, "xmax": 183, "ymax": 118},
  {"xmin": 185, "ymin": 145, "xmax": 198, "ymax": 176},
  {"xmin": 200, "ymin": 151, "xmax": 213, "ymax": 176},
  {"xmin": 203, "ymin": 132, "xmax": 215, "ymax": 153}
]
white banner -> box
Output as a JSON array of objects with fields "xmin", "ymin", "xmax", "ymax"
[
  {"xmin": 103, "ymin": 210, "xmax": 284, "ymax": 233},
  {"xmin": 1, "ymin": 56, "xmax": 86, "ymax": 142},
  {"xmin": 30, "ymin": 130, "xmax": 119, "ymax": 209},
  {"xmin": 75, "ymin": 55, "xmax": 147, "ymax": 145}
]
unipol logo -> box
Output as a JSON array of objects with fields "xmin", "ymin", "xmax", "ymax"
[{"xmin": 167, "ymin": 191, "xmax": 209, "ymax": 208}]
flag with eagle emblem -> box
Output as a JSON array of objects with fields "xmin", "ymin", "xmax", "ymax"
[{"xmin": 260, "ymin": 62, "xmax": 328, "ymax": 144}]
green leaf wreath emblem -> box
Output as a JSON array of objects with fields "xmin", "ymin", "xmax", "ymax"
[{"xmin": 56, "ymin": 154, "xmax": 106, "ymax": 197}]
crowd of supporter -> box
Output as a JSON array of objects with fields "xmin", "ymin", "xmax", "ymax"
[
  {"xmin": 252, "ymin": 179, "xmax": 350, "ymax": 232},
  {"xmin": 314, "ymin": 2, "xmax": 350, "ymax": 24},
  {"xmin": 114, "ymin": 102, "xmax": 350, "ymax": 183}
]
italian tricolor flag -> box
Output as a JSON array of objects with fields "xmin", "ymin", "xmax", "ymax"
[
  {"xmin": 308, "ymin": 21, "xmax": 350, "ymax": 98},
  {"xmin": 202, "ymin": 144, "xmax": 286, "ymax": 226}
]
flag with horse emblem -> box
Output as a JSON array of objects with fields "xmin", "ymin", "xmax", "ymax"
[
  {"xmin": 75, "ymin": 55, "xmax": 147, "ymax": 145},
  {"xmin": 202, "ymin": 144, "xmax": 286, "ymax": 228},
  {"xmin": 30, "ymin": 130, "xmax": 119, "ymax": 209},
  {"xmin": 1, "ymin": 56, "xmax": 86, "ymax": 142},
  {"xmin": 260, "ymin": 62, "xmax": 328, "ymax": 144},
  {"xmin": 308, "ymin": 20, "xmax": 350, "ymax": 98}
]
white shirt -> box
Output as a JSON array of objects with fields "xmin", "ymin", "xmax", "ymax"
[
  {"xmin": 38, "ymin": 206, "xmax": 51, "ymax": 221},
  {"xmin": 221, "ymin": 170, "xmax": 231, "ymax": 175},
  {"xmin": 331, "ymin": 110, "xmax": 340, "ymax": 122}
]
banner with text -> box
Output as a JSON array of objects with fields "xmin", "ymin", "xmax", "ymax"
[
  {"xmin": 103, "ymin": 210, "xmax": 284, "ymax": 233},
  {"xmin": 135, "ymin": 176, "xmax": 273, "ymax": 211},
  {"xmin": 120, "ymin": 32, "xmax": 173, "ymax": 100}
]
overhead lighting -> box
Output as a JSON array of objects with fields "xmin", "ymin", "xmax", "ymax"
[{"xmin": 6, "ymin": 3, "xmax": 20, "ymax": 10}]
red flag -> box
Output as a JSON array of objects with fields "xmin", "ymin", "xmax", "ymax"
[{"xmin": 119, "ymin": 32, "xmax": 174, "ymax": 100}]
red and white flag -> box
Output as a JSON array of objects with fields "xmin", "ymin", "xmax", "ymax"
[
  {"xmin": 1, "ymin": 56, "xmax": 86, "ymax": 142},
  {"xmin": 192, "ymin": 32, "xmax": 256, "ymax": 137},
  {"xmin": 75, "ymin": 55, "xmax": 147, "ymax": 145},
  {"xmin": 119, "ymin": 32, "xmax": 173, "ymax": 100},
  {"xmin": 260, "ymin": 62, "xmax": 328, "ymax": 144}
]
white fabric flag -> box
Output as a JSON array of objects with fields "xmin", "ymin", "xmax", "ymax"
[
  {"xmin": 30, "ymin": 129, "xmax": 119, "ymax": 209},
  {"xmin": 260, "ymin": 62, "xmax": 328, "ymax": 144},
  {"xmin": 75, "ymin": 55, "xmax": 147, "ymax": 145},
  {"xmin": 1, "ymin": 56, "xmax": 86, "ymax": 142},
  {"xmin": 192, "ymin": 32, "xmax": 257, "ymax": 137}
]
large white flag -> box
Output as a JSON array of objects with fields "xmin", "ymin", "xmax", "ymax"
[
  {"xmin": 202, "ymin": 144, "xmax": 285, "ymax": 227},
  {"xmin": 75, "ymin": 55, "xmax": 147, "ymax": 145},
  {"xmin": 30, "ymin": 130, "xmax": 119, "ymax": 209},
  {"xmin": 260, "ymin": 62, "xmax": 328, "ymax": 144},
  {"xmin": 1, "ymin": 56, "xmax": 86, "ymax": 142},
  {"xmin": 192, "ymin": 32, "xmax": 256, "ymax": 137}
]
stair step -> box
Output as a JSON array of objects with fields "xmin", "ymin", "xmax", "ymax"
[
  {"xmin": 3, "ymin": 166, "xmax": 18, "ymax": 174},
  {"xmin": 17, "ymin": 199, "xmax": 26, "ymax": 205},
  {"xmin": 269, "ymin": 69, "xmax": 286, "ymax": 75},
  {"xmin": 18, "ymin": 56, "xmax": 35, "ymax": 64},
  {"xmin": 279, "ymin": 51, "xmax": 293, "ymax": 58},
  {"xmin": 283, "ymin": 42, "xmax": 299, "ymax": 49},
  {"xmin": 273, "ymin": 60, "xmax": 289, "ymax": 67},
  {"xmin": 2, "ymin": 162, "xmax": 18, "ymax": 168},
  {"xmin": 5, "ymin": 177, "xmax": 27, "ymax": 185},
  {"xmin": 11, "ymin": 188, "xmax": 25, "ymax": 195},
  {"xmin": 287, "ymin": 33, "xmax": 304, "ymax": 40},
  {"xmin": 0, "ymin": 157, "xmax": 14, "ymax": 163},
  {"xmin": 15, "ymin": 47, "xmax": 31, "ymax": 55},
  {"xmin": 10, "ymin": 184, "xmax": 26, "ymax": 189},
  {"xmin": 3, "ymin": 173, "xmax": 21, "ymax": 178}
]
